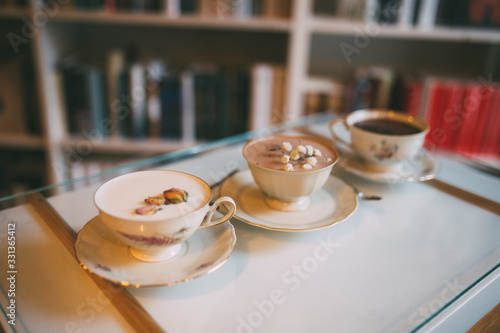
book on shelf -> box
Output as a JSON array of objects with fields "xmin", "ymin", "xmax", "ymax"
[
  {"xmin": 249, "ymin": 63, "xmax": 288, "ymax": 129},
  {"xmin": 106, "ymin": 49, "xmax": 126, "ymax": 138},
  {"xmin": 470, "ymin": 85, "xmax": 495, "ymax": 152},
  {"xmin": 179, "ymin": 0, "xmax": 198, "ymax": 15},
  {"xmin": 215, "ymin": 68, "xmax": 232, "ymax": 139},
  {"xmin": 262, "ymin": 0, "xmax": 291, "ymax": 19},
  {"xmin": 198, "ymin": 0, "xmax": 216, "ymax": 16},
  {"xmin": 479, "ymin": 87, "xmax": 500, "ymax": 155},
  {"xmin": 57, "ymin": 60, "xmax": 108, "ymax": 137},
  {"xmin": 437, "ymin": 81, "xmax": 465, "ymax": 151},
  {"xmin": 453, "ymin": 83, "xmax": 483, "ymax": 153},
  {"xmin": 317, "ymin": 0, "xmax": 499, "ymax": 30},
  {"xmin": 228, "ymin": 67, "xmax": 251, "ymax": 136},
  {"xmin": 397, "ymin": 0, "xmax": 417, "ymax": 27},
  {"xmin": 192, "ymin": 65, "xmax": 216, "ymax": 140},
  {"xmin": 57, "ymin": 0, "xmax": 292, "ymax": 18},
  {"xmin": 196, "ymin": 0, "xmax": 291, "ymax": 19},
  {"xmin": 188, "ymin": 64, "xmax": 252, "ymax": 140},
  {"xmin": 436, "ymin": 0, "xmax": 500, "ymax": 29},
  {"xmin": 0, "ymin": 54, "xmax": 40, "ymax": 136},
  {"xmin": 302, "ymin": 76, "xmax": 345, "ymax": 116},
  {"xmin": 233, "ymin": 0, "xmax": 253, "ymax": 18},
  {"xmin": 416, "ymin": 0, "xmax": 439, "ymax": 29},
  {"xmin": 55, "ymin": 0, "xmax": 161, "ymax": 13},
  {"xmin": 180, "ymin": 70, "xmax": 196, "ymax": 142},
  {"xmin": 1, "ymin": 0, "xmax": 29, "ymax": 9},
  {"xmin": 313, "ymin": 0, "xmax": 337, "ymax": 17},
  {"xmin": 198, "ymin": 0, "xmax": 254, "ymax": 18},
  {"xmin": 270, "ymin": 65, "xmax": 287, "ymax": 124},
  {"xmin": 401, "ymin": 76, "xmax": 423, "ymax": 117},
  {"xmin": 165, "ymin": 0, "xmax": 180, "ymax": 16},
  {"xmin": 160, "ymin": 73, "xmax": 183, "ymax": 139},
  {"xmin": 145, "ymin": 60, "xmax": 164, "ymax": 139},
  {"xmin": 0, "ymin": 58, "xmax": 27, "ymax": 134},
  {"xmin": 129, "ymin": 62, "xmax": 147, "ymax": 138},
  {"xmin": 249, "ymin": 63, "xmax": 273, "ymax": 130},
  {"xmin": 422, "ymin": 77, "xmax": 446, "ymax": 147}
]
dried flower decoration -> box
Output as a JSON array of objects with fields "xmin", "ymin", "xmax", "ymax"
[
  {"xmin": 305, "ymin": 145, "xmax": 314, "ymax": 156},
  {"xmin": 135, "ymin": 205, "xmax": 160, "ymax": 215},
  {"xmin": 290, "ymin": 149, "xmax": 300, "ymax": 161},
  {"xmin": 307, "ymin": 157, "xmax": 318, "ymax": 166},
  {"xmin": 145, "ymin": 196, "xmax": 166, "ymax": 206},
  {"xmin": 135, "ymin": 188, "xmax": 189, "ymax": 215},
  {"xmin": 282, "ymin": 142, "xmax": 293, "ymax": 152},
  {"xmin": 279, "ymin": 141, "xmax": 329, "ymax": 172},
  {"xmin": 163, "ymin": 188, "xmax": 189, "ymax": 204}
]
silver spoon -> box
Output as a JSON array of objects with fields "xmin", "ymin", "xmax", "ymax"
[
  {"xmin": 209, "ymin": 168, "xmax": 239, "ymax": 190},
  {"xmin": 343, "ymin": 180, "xmax": 382, "ymax": 201},
  {"xmin": 209, "ymin": 169, "xmax": 240, "ymax": 205},
  {"xmin": 355, "ymin": 189, "xmax": 382, "ymax": 201}
]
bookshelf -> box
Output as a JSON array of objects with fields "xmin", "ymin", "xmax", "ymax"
[
  {"xmin": 0, "ymin": 0, "xmax": 499, "ymax": 195},
  {"xmin": 311, "ymin": 18, "xmax": 500, "ymax": 42}
]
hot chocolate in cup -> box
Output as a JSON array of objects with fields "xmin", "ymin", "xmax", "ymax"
[
  {"xmin": 94, "ymin": 170, "xmax": 236, "ymax": 262},
  {"xmin": 329, "ymin": 109, "xmax": 429, "ymax": 172},
  {"xmin": 243, "ymin": 135, "xmax": 339, "ymax": 212}
]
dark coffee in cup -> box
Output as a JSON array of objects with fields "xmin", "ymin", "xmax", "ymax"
[{"xmin": 353, "ymin": 118, "xmax": 421, "ymax": 136}]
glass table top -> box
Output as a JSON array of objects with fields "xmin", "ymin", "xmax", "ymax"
[{"xmin": 0, "ymin": 113, "xmax": 499, "ymax": 333}]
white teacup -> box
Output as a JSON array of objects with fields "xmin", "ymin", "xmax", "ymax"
[
  {"xmin": 94, "ymin": 170, "xmax": 236, "ymax": 262},
  {"xmin": 330, "ymin": 109, "xmax": 429, "ymax": 172},
  {"xmin": 243, "ymin": 135, "xmax": 339, "ymax": 212}
]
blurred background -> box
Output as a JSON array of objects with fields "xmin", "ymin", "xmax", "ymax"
[{"xmin": 0, "ymin": 0, "xmax": 499, "ymax": 202}]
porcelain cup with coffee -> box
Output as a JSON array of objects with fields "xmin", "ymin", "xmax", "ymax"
[
  {"xmin": 94, "ymin": 170, "xmax": 236, "ymax": 262},
  {"xmin": 329, "ymin": 109, "xmax": 429, "ymax": 172},
  {"xmin": 242, "ymin": 135, "xmax": 339, "ymax": 212}
]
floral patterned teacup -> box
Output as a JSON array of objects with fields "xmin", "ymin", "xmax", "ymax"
[
  {"xmin": 330, "ymin": 109, "xmax": 429, "ymax": 172},
  {"xmin": 94, "ymin": 170, "xmax": 236, "ymax": 262}
]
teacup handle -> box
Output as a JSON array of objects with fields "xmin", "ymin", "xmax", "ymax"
[
  {"xmin": 200, "ymin": 196, "xmax": 236, "ymax": 228},
  {"xmin": 329, "ymin": 118, "xmax": 353, "ymax": 149}
]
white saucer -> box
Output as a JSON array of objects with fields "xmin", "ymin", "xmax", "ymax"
[
  {"xmin": 219, "ymin": 169, "xmax": 358, "ymax": 232},
  {"xmin": 75, "ymin": 216, "xmax": 237, "ymax": 287},
  {"xmin": 336, "ymin": 147, "xmax": 439, "ymax": 183}
]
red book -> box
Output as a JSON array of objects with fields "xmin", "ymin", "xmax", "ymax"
[
  {"xmin": 424, "ymin": 79, "xmax": 447, "ymax": 148},
  {"xmin": 440, "ymin": 81, "xmax": 465, "ymax": 151},
  {"xmin": 479, "ymin": 87, "xmax": 500, "ymax": 155},
  {"xmin": 471, "ymin": 84, "xmax": 496, "ymax": 152},
  {"xmin": 402, "ymin": 79, "xmax": 423, "ymax": 117},
  {"xmin": 454, "ymin": 83, "xmax": 482, "ymax": 154},
  {"xmin": 105, "ymin": 0, "xmax": 116, "ymax": 12}
]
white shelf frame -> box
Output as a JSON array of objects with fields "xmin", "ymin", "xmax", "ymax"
[
  {"xmin": 311, "ymin": 16, "xmax": 500, "ymax": 43},
  {"xmin": 60, "ymin": 136, "xmax": 199, "ymax": 154},
  {"xmin": 0, "ymin": 133, "xmax": 44, "ymax": 149},
  {"xmin": 50, "ymin": 11, "xmax": 291, "ymax": 31}
]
